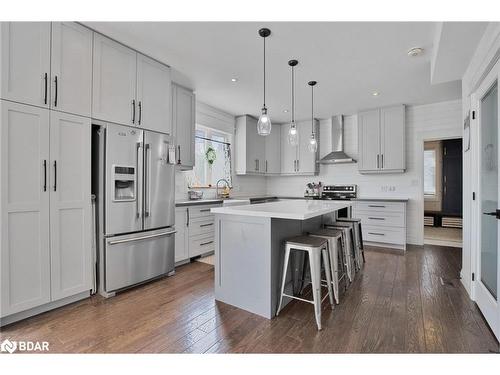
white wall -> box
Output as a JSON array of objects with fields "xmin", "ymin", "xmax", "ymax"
[
  {"xmin": 175, "ymin": 101, "xmax": 266, "ymax": 200},
  {"xmin": 266, "ymin": 99, "xmax": 463, "ymax": 245},
  {"xmin": 461, "ymin": 22, "xmax": 500, "ymax": 297}
]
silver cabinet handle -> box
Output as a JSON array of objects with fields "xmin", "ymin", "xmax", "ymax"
[
  {"xmin": 53, "ymin": 160, "xmax": 57, "ymax": 191},
  {"xmin": 138, "ymin": 101, "xmax": 142, "ymax": 125},
  {"xmin": 43, "ymin": 73, "xmax": 48, "ymax": 104},
  {"xmin": 368, "ymin": 205, "xmax": 386, "ymax": 208},
  {"xmin": 136, "ymin": 142, "xmax": 142, "ymax": 218},
  {"xmin": 200, "ymin": 222, "xmax": 214, "ymax": 227},
  {"xmin": 145, "ymin": 143, "xmax": 151, "ymax": 217},
  {"xmin": 368, "ymin": 232, "xmax": 385, "ymax": 236},
  {"xmin": 381, "ymin": 154, "xmax": 384, "ymax": 169},
  {"xmin": 368, "ymin": 217, "xmax": 385, "ymax": 220},
  {"xmin": 108, "ymin": 230, "xmax": 177, "ymax": 245},
  {"xmin": 186, "ymin": 208, "xmax": 189, "ymax": 227},
  {"xmin": 132, "ymin": 99, "xmax": 136, "ymax": 124},
  {"xmin": 297, "ymin": 159, "xmax": 299, "ymax": 172},
  {"xmin": 377, "ymin": 154, "xmax": 379, "ymax": 169},
  {"xmin": 177, "ymin": 145, "xmax": 181, "ymax": 164},
  {"xmin": 199, "ymin": 209, "xmax": 211, "ymax": 213},
  {"xmin": 54, "ymin": 75, "xmax": 58, "ymax": 107},
  {"xmin": 43, "ymin": 160, "xmax": 47, "ymax": 192},
  {"xmin": 200, "ymin": 240, "xmax": 214, "ymax": 246}
]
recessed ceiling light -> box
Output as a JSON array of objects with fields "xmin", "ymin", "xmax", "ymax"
[
  {"xmin": 407, "ymin": 47, "xmax": 424, "ymax": 57},
  {"xmin": 231, "ymin": 78, "xmax": 238, "ymax": 82},
  {"xmin": 283, "ymin": 109, "xmax": 289, "ymax": 113},
  {"xmin": 372, "ymin": 91, "xmax": 380, "ymax": 96}
]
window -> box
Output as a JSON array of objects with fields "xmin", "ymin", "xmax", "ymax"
[
  {"xmin": 424, "ymin": 149, "xmax": 437, "ymax": 195},
  {"xmin": 188, "ymin": 125, "xmax": 232, "ymax": 188}
]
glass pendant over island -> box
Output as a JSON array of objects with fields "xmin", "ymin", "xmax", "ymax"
[
  {"xmin": 308, "ymin": 80, "xmax": 318, "ymax": 153},
  {"xmin": 257, "ymin": 28, "xmax": 272, "ymax": 136},
  {"xmin": 287, "ymin": 59, "xmax": 299, "ymax": 146}
]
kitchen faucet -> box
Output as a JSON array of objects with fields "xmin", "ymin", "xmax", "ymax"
[{"xmin": 216, "ymin": 179, "xmax": 230, "ymax": 198}]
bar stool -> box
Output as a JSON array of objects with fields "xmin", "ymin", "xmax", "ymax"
[
  {"xmin": 277, "ymin": 235, "xmax": 334, "ymax": 330},
  {"xmin": 329, "ymin": 221, "xmax": 361, "ymax": 271},
  {"xmin": 336, "ymin": 217, "xmax": 365, "ymax": 264},
  {"xmin": 309, "ymin": 228, "xmax": 346, "ymax": 304},
  {"xmin": 324, "ymin": 223, "xmax": 356, "ymax": 281}
]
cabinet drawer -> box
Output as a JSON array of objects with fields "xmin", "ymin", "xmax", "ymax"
[
  {"xmin": 189, "ymin": 217, "xmax": 215, "ymax": 236},
  {"xmin": 354, "ymin": 201, "xmax": 405, "ymax": 213},
  {"xmin": 189, "ymin": 234, "xmax": 215, "ymax": 258},
  {"xmin": 352, "ymin": 210, "xmax": 405, "ymax": 228},
  {"xmin": 362, "ymin": 225, "xmax": 405, "ymax": 245},
  {"xmin": 188, "ymin": 204, "xmax": 220, "ymax": 219}
]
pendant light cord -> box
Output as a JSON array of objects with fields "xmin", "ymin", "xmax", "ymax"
[
  {"xmin": 291, "ymin": 65, "xmax": 295, "ymax": 123},
  {"xmin": 263, "ymin": 36, "xmax": 266, "ymax": 107},
  {"xmin": 311, "ymin": 84, "xmax": 314, "ymax": 134}
]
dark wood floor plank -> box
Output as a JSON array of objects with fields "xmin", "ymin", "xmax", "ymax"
[{"xmin": 1, "ymin": 246, "xmax": 497, "ymax": 353}]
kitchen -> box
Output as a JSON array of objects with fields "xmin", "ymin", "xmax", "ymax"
[{"xmin": 1, "ymin": 6, "xmax": 500, "ymax": 371}]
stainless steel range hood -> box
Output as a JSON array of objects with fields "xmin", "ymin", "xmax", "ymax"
[{"xmin": 319, "ymin": 115, "xmax": 356, "ymax": 164}]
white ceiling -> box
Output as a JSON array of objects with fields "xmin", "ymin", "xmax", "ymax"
[{"xmin": 84, "ymin": 22, "xmax": 486, "ymax": 122}]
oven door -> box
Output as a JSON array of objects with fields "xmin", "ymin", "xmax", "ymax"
[{"xmin": 104, "ymin": 227, "xmax": 176, "ymax": 292}]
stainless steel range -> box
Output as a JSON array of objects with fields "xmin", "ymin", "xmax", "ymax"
[{"xmin": 321, "ymin": 184, "xmax": 357, "ymax": 200}]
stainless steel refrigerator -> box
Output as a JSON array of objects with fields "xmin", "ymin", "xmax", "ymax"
[{"xmin": 92, "ymin": 122, "xmax": 176, "ymax": 297}]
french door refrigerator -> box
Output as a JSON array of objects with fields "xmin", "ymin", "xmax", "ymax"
[{"xmin": 93, "ymin": 122, "xmax": 176, "ymax": 297}]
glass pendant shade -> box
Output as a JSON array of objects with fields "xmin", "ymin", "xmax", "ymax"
[
  {"xmin": 257, "ymin": 107, "xmax": 272, "ymax": 136},
  {"xmin": 288, "ymin": 122, "xmax": 299, "ymax": 146},
  {"xmin": 308, "ymin": 133, "xmax": 318, "ymax": 153}
]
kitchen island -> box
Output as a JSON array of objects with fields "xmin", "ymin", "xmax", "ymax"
[{"xmin": 211, "ymin": 200, "xmax": 351, "ymax": 319}]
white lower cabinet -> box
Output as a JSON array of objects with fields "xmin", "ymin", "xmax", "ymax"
[
  {"xmin": 175, "ymin": 203, "xmax": 220, "ymax": 263},
  {"xmin": 352, "ymin": 200, "xmax": 407, "ymax": 251},
  {"xmin": 1, "ymin": 100, "xmax": 92, "ymax": 319}
]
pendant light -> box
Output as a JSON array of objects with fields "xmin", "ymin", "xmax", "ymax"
[
  {"xmin": 308, "ymin": 81, "xmax": 318, "ymax": 153},
  {"xmin": 257, "ymin": 28, "xmax": 272, "ymax": 136},
  {"xmin": 287, "ymin": 59, "xmax": 299, "ymax": 146}
]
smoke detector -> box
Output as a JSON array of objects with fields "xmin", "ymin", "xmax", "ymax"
[{"xmin": 407, "ymin": 47, "xmax": 424, "ymax": 57}]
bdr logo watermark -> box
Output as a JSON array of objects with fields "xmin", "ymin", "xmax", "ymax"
[{"xmin": 1, "ymin": 338, "xmax": 49, "ymax": 353}]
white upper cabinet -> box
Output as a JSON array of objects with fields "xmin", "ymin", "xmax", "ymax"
[
  {"xmin": 358, "ymin": 109, "xmax": 380, "ymax": 172},
  {"xmin": 49, "ymin": 111, "xmax": 91, "ymax": 301},
  {"xmin": 0, "ymin": 22, "xmax": 51, "ymax": 108},
  {"xmin": 358, "ymin": 105, "xmax": 405, "ymax": 173},
  {"xmin": 1, "ymin": 101, "xmax": 51, "ymax": 317},
  {"xmin": 280, "ymin": 123, "xmax": 297, "ymax": 174},
  {"xmin": 92, "ymin": 33, "xmax": 137, "ymax": 126},
  {"xmin": 264, "ymin": 124, "xmax": 281, "ymax": 174},
  {"xmin": 380, "ymin": 105, "xmax": 405, "ymax": 172},
  {"xmin": 136, "ymin": 54, "xmax": 172, "ymax": 134},
  {"xmin": 50, "ymin": 22, "xmax": 93, "ymax": 117},
  {"xmin": 172, "ymin": 83, "xmax": 195, "ymax": 169},
  {"xmin": 296, "ymin": 120, "xmax": 319, "ymax": 175},
  {"xmin": 235, "ymin": 115, "xmax": 266, "ymax": 175}
]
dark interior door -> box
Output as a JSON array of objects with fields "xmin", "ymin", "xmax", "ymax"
[{"xmin": 442, "ymin": 138, "xmax": 463, "ymax": 215}]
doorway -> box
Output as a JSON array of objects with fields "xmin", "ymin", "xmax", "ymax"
[{"xmin": 423, "ymin": 138, "xmax": 463, "ymax": 248}]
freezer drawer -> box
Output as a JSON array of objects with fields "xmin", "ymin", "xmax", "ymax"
[{"xmin": 104, "ymin": 227, "xmax": 176, "ymax": 292}]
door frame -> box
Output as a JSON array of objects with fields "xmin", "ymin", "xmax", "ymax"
[{"xmin": 470, "ymin": 59, "xmax": 500, "ymax": 341}]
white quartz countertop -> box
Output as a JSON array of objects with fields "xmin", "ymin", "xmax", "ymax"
[{"xmin": 211, "ymin": 199, "xmax": 351, "ymax": 220}]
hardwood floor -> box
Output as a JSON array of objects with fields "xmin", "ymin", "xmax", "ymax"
[{"xmin": 1, "ymin": 245, "xmax": 498, "ymax": 353}]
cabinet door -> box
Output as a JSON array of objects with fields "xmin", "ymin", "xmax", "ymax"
[
  {"xmin": 175, "ymin": 207, "xmax": 189, "ymax": 263},
  {"xmin": 280, "ymin": 123, "xmax": 297, "ymax": 174},
  {"xmin": 92, "ymin": 34, "xmax": 137, "ymax": 126},
  {"xmin": 49, "ymin": 111, "xmax": 91, "ymax": 301},
  {"xmin": 1, "ymin": 101, "xmax": 50, "ymax": 317},
  {"xmin": 50, "ymin": 22, "xmax": 93, "ymax": 117},
  {"xmin": 265, "ymin": 124, "xmax": 281, "ymax": 174},
  {"xmin": 247, "ymin": 117, "xmax": 265, "ymax": 174},
  {"xmin": 358, "ymin": 109, "xmax": 381, "ymax": 172},
  {"xmin": 0, "ymin": 22, "xmax": 51, "ymax": 108},
  {"xmin": 136, "ymin": 54, "xmax": 172, "ymax": 134},
  {"xmin": 173, "ymin": 84, "xmax": 195, "ymax": 168},
  {"xmin": 380, "ymin": 105, "xmax": 405, "ymax": 171},
  {"xmin": 297, "ymin": 120, "xmax": 318, "ymax": 174}
]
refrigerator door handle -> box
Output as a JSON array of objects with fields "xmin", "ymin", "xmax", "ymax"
[
  {"xmin": 108, "ymin": 230, "xmax": 177, "ymax": 245},
  {"xmin": 136, "ymin": 142, "xmax": 143, "ymax": 219},
  {"xmin": 145, "ymin": 143, "xmax": 151, "ymax": 217}
]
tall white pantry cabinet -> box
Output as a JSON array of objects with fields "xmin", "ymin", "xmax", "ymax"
[{"xmin": 0, "ymin": 22, "xmax": 93, "ymax": 324}]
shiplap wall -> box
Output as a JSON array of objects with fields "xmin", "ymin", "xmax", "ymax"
[{"xmin": 266, "ymin": 99, "xmax": 463, "ymax": 245}]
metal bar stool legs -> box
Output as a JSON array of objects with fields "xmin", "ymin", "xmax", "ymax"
[
  {"xmin": 337, "ymin": 218, "xmax": 366, "ymax": 265},
  {"xmin": 276, "ymin": 236, "xmax": 333, "ymax": 330}
]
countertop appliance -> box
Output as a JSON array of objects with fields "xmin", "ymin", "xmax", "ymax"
[{"xmin": 93, "ymin": 123, "xmax": 176, "ymax": 297}]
